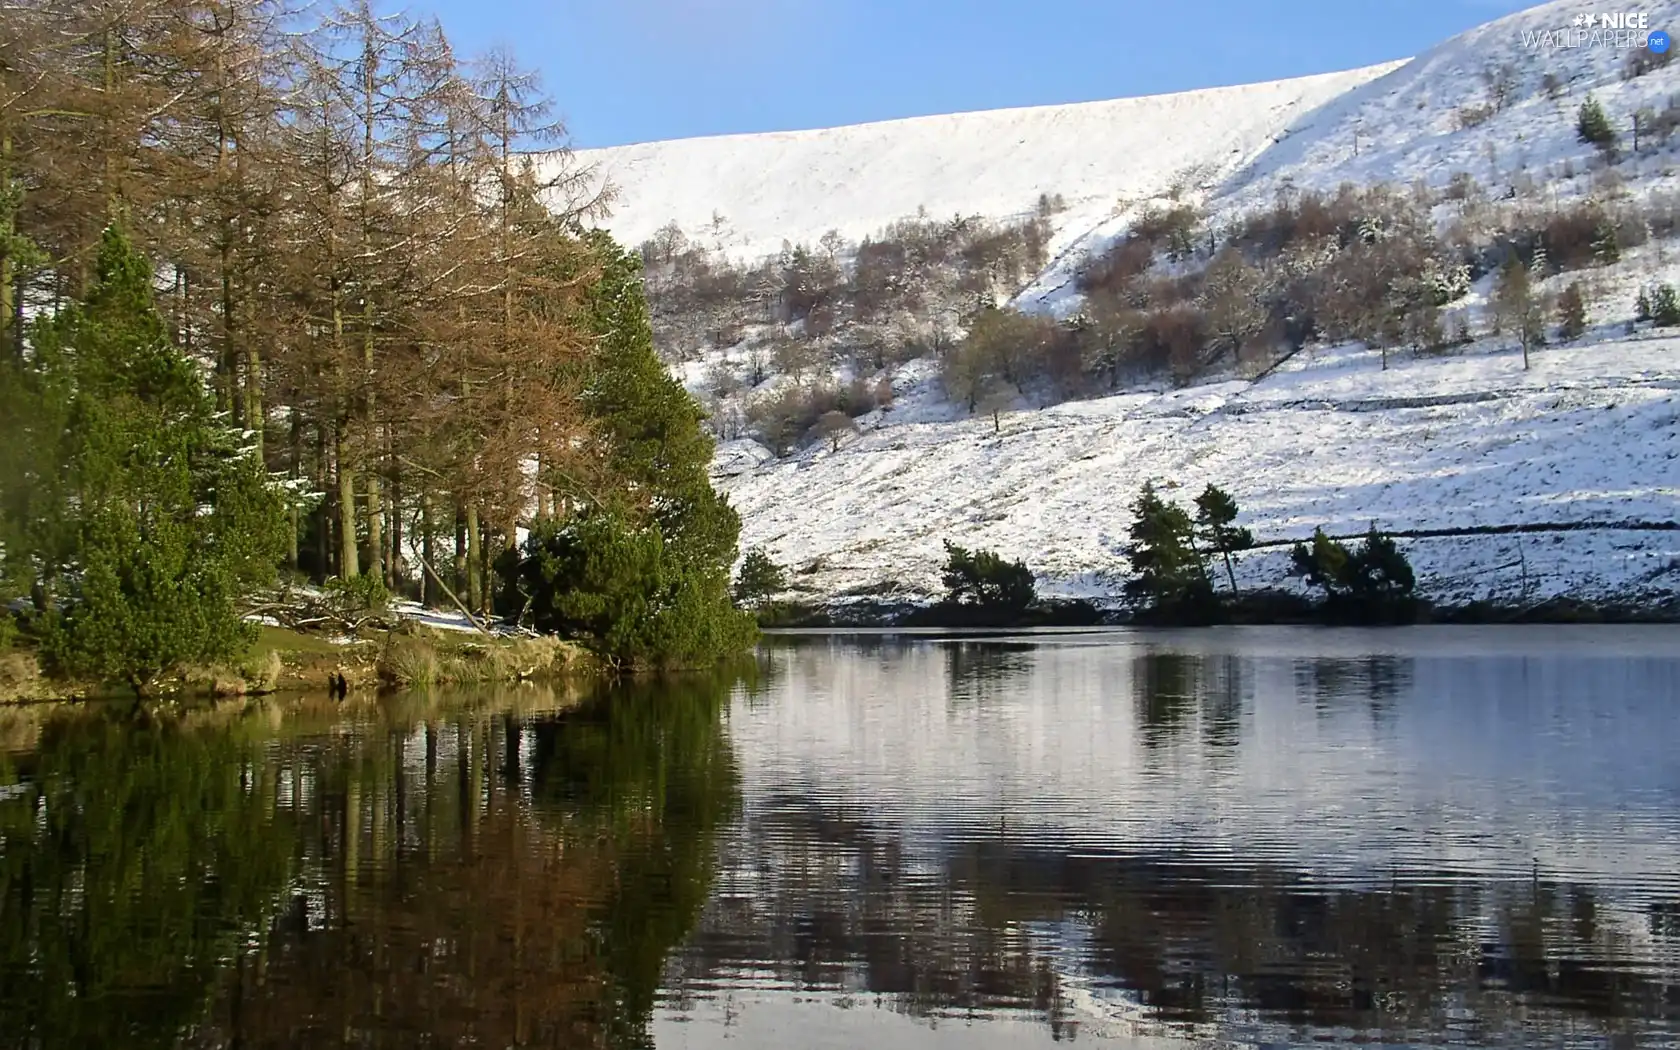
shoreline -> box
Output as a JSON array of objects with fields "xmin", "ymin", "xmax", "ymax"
[
  {"xmin": 0, "ymin": 624, "xmax": 603, "ymax": 706},
  {"xmin": 753, "ymin": 593, "xmax": 1680, "ymax": 630}
]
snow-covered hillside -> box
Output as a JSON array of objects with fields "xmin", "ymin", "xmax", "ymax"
[
  {"xmin": 562, "ymin": 0, "xmax": 1680, "ymax": 611},
  {"xmin": 567, "ymin": 64, "xmax": 1396, "ymax": 263},
  {"xmin": 716, "ymin": 334, "xmax": 1680, "ymax": 608}
]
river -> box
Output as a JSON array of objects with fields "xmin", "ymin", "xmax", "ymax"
[{"xmin": 2, "ymin": 626, "xmax": 1677, "ymax": 1048}]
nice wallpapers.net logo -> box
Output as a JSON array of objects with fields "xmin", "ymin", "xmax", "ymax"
[{"xmin": 1521, "ymin": 10, "xmax": 1671, "ymax": 51}]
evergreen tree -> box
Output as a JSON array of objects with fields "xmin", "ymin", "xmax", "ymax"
[
  {"xmin": 1192, "ymin": 484, "xmax": 1254, "ymax": 595},
  {"xmin": 1652, "ymin": 283, "xmax": 1680, "ymax": 327},
  {"xmin": 732, "ymin": 549, "xmax": 787, "ymax": 608},
  {"xmin": 498, "ymin": 232, "xmax": 755, "ymax": 667},
  {"xmin": 2, "ymin": 228, "xmax": 286, "ymax": 693},
  {"xmin": 1576, "ymin": 96, "xmax": 1618, "ymax": 151},
  {"xmin": 499, "ymin": 511, "xmax": 751, "ymax": 670},
  {"xmin": 1557, "ymin": 282, "xmax": 1588, "ymax": 341},
  {"xmin": 1291, "ymin": 528, "xmax": 1354, "ymax": 599},
  {"xmin": 1292, "ymin": 526, "xmax": 1418, "ymax": 621},
  {"xmin": 1123, "ymin": 482, "xmax": 1209, "ymax": 615},
  {"xmin": 940, "ymin": 540, "xmax": 1035, "ymax": 613},
  {"xmin": 1591, "ymin": 218, "xmax": 1621, "ymax": 265},
  {"xmin": 1345, "ymin": 528, "xmax": 1417, "ymax": 608}
]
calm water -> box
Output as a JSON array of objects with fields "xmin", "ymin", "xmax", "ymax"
[{"xmin": 2, "ymin": 627, "xmax": 1679, "ymax": 1049}]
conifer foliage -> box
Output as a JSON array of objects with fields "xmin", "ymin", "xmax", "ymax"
[
  {"xmin": 1, "ymin": 229, "xmax": 287, "ymax": 692},
  {"xmin": 1290, "ymin": 526, "xmax": 1418, "ymax": 621},
  {"xmin": 0, "ymin": 1, "xmax": 758, "ymax": 676},
  {"xmin": 939, "ymin": 541, "xmax": 1036, "ymax": 613},
  {"xmin": 1123, "ymin": 482, "xmax": 1210, "ymax": 616},
  {"xmin": 496, "ymin": 236, "xmax": 755, "ymax": 668},
  {"xmin": 1576, "ymin": 96, "xmax": 1618, "ymax": 152},
  {"xmin": 1192, "ymin": 484, "xmax": 1254, "ymax": 595}
]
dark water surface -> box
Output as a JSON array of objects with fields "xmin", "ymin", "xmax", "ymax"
[{"xmin": 2, "ymin": 626, "xmax": 1679, "ymax": 1048}]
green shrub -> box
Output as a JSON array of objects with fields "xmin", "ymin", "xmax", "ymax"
[
  {"xmin": 1577, "ymin": 96, "xmax": 1618, "ymax": 151},
  {"xmin": 498, "ymin": 512, "xmax": 755, "ymax": 670},
  {"xmin": 322, "ymin": 573, "xmax": 391, "ymax": 620},
  {"xmin": 1123, "ymin": 482, "xmax": 1212, "ymax": 616}
]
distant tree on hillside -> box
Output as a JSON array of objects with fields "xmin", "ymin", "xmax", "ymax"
[
  {"xmin": 1193, "ymin": 485, "xmax": 1254, "ymax": 596},
  {"xmin": 1651, "ymin": 284, "xmax": 1680, "ymax": 327},
  {"xmin": 733, "ymin": 549, "xmax": 788, "ymax": 608},
  {"xmin": 940, "ymin": 541, "xmax": 1035, "ymax": 613},
  {"xmin": 1123, "ymin": 483, "xmax": 1210, "ymax": 615},
  {"xmin": 1492, "ymin": 257, "xmax": 1546, "ymax": 369},
  {"xmin": 1577, "ymin": 96, "xmax": 1618, "ymax": 152},
  {"xmin": 1557, "ymin": 282, "xmax": 1588, "ymax": 341},
  {"xmin": 815, "ymin": 410, "xmax": 858, "ymax": 451},
  {"xmin": 977, "ymin": 378, "xmax": 1018, "ymax": 433},
  {"xmin": 1200, "ymin": 247, "xmax": 1268, "ymax": 364}
]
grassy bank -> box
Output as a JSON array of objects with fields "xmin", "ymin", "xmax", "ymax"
[{"xmin": 0, "ymin": 623, "xmax": 600, "ymax": 705}]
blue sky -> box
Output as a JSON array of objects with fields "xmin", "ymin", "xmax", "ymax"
[{"xmin": 411, "ymin": 0, "xmax": 1536, "ymax": 148}]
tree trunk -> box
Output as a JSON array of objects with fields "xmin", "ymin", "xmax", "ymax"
[
  {"xmin": 454, "ymin": 505, "xmax": 467, "ymax": 599},
  {"xmin": 315, "ymin": 425, "xmax": 332, "ymax": 580},
  {"xmin": 337, "ymin": 426, "xmax": 359, "ymax": 578},
  {"xmin": 387, "ymin": 467, "xmax": 401, "ymax": 591},
  {"xmin": 1222, "ymin": 551, "xmax": 1239, "ymax": 596},
  {"xmin": 1, "ymin": 129, "xmax": 13, "ymax": 360},
  {"xmin": 420, "ymin": 491, "xmax": 436, "ymax": 607},
  {"xmin": 365, "ymin": 464, "xmax": 384, "ymax": 584},
  {"xmin": 465, "ymin": 503, "xmax": 482, "ymax": 612},
  {"xmin": 245, "ymin": 346, "xmax": 264, "ymax": 459}
]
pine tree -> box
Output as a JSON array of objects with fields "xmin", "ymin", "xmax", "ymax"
[
  {"xmin": 1652, "ymin": 284, "xmax": 1680, "ymax": 327},
  {"xmin": 1576, "ymin": 96, "xmax": 1618, "ymax": 152},
  {"xmin": 1557, "ymin": 282, "xmax": 1587, "ymax": 341},
  {"xmin": 1193, "ymin": 484, "xmax": 1254, "ymax": 596},
  {"xmin": 1591, "ymin": 217, "xmax": 1621, "ymax": 264},
  {"xmin": 1292, "ymin": 526, "xmax": 1417, "ymax": 621},
  {"xmin": 1123, "ymin": 482, "xmax": 1209, "ymax": 615},
  {"xmin": 732, "ymin": 549, "xmax": 787, "ymax": 608},
  {"xmin": 8, "ymin": 228, "xmax": 286, "ymax": 693}
]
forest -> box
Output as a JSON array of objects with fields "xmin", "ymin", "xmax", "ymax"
[{"xmin": 0, "ymin": 0, "xmax": 753, "ymax": 687}]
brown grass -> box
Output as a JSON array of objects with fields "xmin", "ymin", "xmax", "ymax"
[{"xmin": 377, "ymin": 629, "xmax": 591, "ymax": 688}]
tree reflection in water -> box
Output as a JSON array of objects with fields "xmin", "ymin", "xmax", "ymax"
[{"xmin": 0, "ymin": 671, "xmax": 743, "ymax": 1050}]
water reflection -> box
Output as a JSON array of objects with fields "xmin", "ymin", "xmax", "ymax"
[
  {"xmin": 668, "ymin": 627, "xmax": 1680, "ymax": 1048},
  {"xmin": 3, "ymin": 629, "xmax": 1680, "ymax": 1048},
  {"xmin": 0, "ymin": 673, "xmax": 743, "ymax": 1050}
]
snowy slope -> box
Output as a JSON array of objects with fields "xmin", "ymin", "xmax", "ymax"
[
  {"xmin": 555, "ymin": 0, "xmax": 1680, "ymax": 610},
  {"xmin": 1018, "ymin": 0, "xmax": 1680, "ymax": 311},
  {"xmin": 566, "ymin": 65, "xmax": 1397, "ymax": 262},
  {"xmin": 717, "ymin": 335, "xmax": 1680, "ymax": 607}
]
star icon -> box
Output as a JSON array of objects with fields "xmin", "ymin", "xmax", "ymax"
[
  {"xmin": 1574, "ymin": 13, "xmax": 1586, "ymax": 25},
  {"xmin": 1585, "ymin": 12, "xmax": 1598, "ymax": 26}
]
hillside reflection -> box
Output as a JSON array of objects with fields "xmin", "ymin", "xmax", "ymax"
[
  {"xmin": 669, "ymin": 804, "xmax": 1680, "ymax": 1045},
  {"xmin": 677, "ymin": 629, "xmax": 1680, "ymax": 1047}
]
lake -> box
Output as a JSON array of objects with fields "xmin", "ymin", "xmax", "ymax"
[{"xmin": 2, "ymin": 626, "xmax": 1678, "ymax": 1048}]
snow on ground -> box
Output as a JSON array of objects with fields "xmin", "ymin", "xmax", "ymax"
[
  {"xmin": 717, "ymin": 333, "xmax": 1680, "ymax": 608},
  {"xmin": 565, "ymin": 64, "xmax": 1396, "ymax": 263}
]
